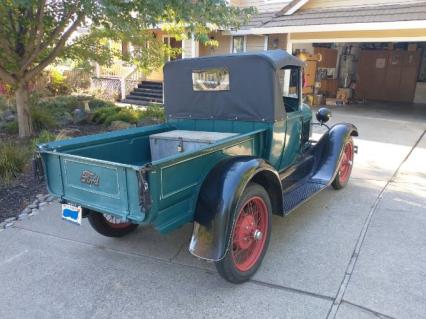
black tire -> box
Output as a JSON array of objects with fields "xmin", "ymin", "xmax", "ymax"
[
  {"xmin": 88, "ymin": 212, "xmax": 139, "ymax": 238},
  {"xmin": 215, "ymin": 183, "xmax": 272, "ymax": 284},
  {"xmin": 332, "ymin": 138, "xmax": 354, "ymax": 190}
]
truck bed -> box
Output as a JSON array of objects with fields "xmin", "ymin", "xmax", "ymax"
[{"xmin": 39, "ymin": 121, "xmax": 267, "ymax": 231}]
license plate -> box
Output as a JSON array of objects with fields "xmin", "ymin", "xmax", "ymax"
[{"xmin": 62, "ymin": 204, "xmax": 82, "ymax": 225}]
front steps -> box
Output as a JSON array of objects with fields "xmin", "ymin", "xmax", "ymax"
[{"xmin": 122, "ymin": 81, "xmax": 163, "ymax": 106}]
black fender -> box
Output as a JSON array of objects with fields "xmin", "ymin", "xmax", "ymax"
[
  {"xmin": 189, "ymin": 156, "xmax": 282, "ymax": 261},
  {"xmin": 310, "ymin": 123, "xmax": 358, "ymax": 184}
]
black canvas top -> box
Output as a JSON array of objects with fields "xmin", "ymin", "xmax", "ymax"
[{"xmin": 163, "ymin": 50, "xmax": 304, "ymax": 122}]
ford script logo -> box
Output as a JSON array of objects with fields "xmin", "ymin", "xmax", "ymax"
[{"xmin": 80, "ymin": 170, "xmax": 100, "ymax": 186}]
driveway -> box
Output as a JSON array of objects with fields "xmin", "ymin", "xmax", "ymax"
[{"xmin": 1, "ymin": 103, "xmax": 425, "ymax": 319}]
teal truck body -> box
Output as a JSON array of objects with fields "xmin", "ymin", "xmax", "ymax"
[{"xmin": 38, "ymin": 50, "xmax": 357, "ymax": 283}]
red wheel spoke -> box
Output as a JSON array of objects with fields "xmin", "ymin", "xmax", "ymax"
[
  {"xmin": 231, "ymin": 196, "xmax": 269, "ymax": 272},
  {"xmin": 338, "ymin": 141, "xmax": 354, "ymax": 185}
]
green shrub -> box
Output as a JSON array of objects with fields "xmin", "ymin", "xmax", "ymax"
[
  {"xmin": 92, "ymin": 105, "xmax": 165, "ymax": 126},
  {"xmin": 0, "ymin": 142, "xmax": 29, "ymax": 184},
  {"xmin": 3, "ymin": 120, "xmax": 18, "ymax": 134},
  {"xmin": 31, "ymin": 130, "xmax": 57, "ymax": 151},
  {"xmin": 88, "ymin": 98, "xmax": 116, "ymax": 110},
  {"xmin": 31, "ymin": 106, "xmax": 58, "ymax": 131},
  {"xmin": 139, "ymin": 105, "xmax": 165, "ymax": 122},
  {"xmin": 34, "ymin": 129, "xmax": 56, "ymax": 144},
  {"xmin": 46, "ymin": 69, "xmax": 70, "ymax": 96},
  {"xmin": 35, "ymin": 95, "xmax": 82, "ymax": 114},
  {"xmin": 92, "ymin": 107, "xmax": 120, "ymax": 124},
  {"xmin": 0, "ymin": 95, "xmax": 9, "ymax": 112},
  {"xmin": 103, "ymin": 108, "xmax": 139, "ymax": 126}
]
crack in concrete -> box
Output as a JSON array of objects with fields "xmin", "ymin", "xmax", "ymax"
[
  {"xmin": 250, "ymin": 279, "xmax": 334, "ymax": 302},
  {"xmin": 13, "ymin": 224, "xmax": 336, "ymax": 307},
  {"xmin": 326, "ymin": 129, "xmax": 426, "ymax": 319},
  {"xmin": 342, "ymin": 300, "xmax": 398, "ymax": 319}
]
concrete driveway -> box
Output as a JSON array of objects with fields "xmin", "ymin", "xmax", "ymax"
[{"xmin": 1, "ymin": 103, "xmax": 425, "ymax": 319}]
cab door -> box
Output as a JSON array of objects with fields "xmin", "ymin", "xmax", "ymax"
[{"xmin": 278, "ymin": 67, "xmax": 304, "ymax": 171}]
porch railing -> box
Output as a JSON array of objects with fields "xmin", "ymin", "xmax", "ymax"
[{"xmin": 93, "ymin": 61, "xmax": 145, "ymax": 100}]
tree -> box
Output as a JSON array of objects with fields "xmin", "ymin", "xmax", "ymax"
[{"xmin": 0, "ymin": 1, "xmax": 254, "ymax": 137}]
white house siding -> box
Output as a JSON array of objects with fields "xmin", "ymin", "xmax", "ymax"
[
  {"xmin": 182, "ymin": 37, "xmax": 199, "ymax": 58},
  {"xmin": 238, "ymin": 0, "xmax": 291, "ymax": 12},
  {"xmin": 182, "ymin": 39, "xmax": 193, "ymax": 58},
  {"xmin": 302, "ymin": 0, "xmax": 426, "ymax": 10}
]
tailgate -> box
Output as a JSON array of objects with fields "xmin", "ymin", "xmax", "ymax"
[{"xmin": 41, "ymin": 151, "xmax": 144, "ymax": 221}]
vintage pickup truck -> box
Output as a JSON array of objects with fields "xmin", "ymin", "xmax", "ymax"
[{"xmin": 38, "ymin": 50, "xmax": 358, "ymax": 283}]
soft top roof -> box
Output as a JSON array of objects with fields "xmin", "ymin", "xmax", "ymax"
[
  {"xmin": 169, "ymin": 49, "xmax": 305, "ymax": 69},
  {"xmin": 163, "ymin": 50, "xmax": 303, "ymax": 123}
]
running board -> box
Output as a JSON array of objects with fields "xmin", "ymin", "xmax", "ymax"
[{"xmin": 282, "ymin": 180, "xmax": 327, "ymax": 215}]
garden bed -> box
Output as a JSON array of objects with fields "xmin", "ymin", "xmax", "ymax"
[
  {"xmin": 0, "ymin": 123, "xmax": 105, "ymax": 222},
  {"xmin": 0, "ymin": 94, "xmax": 165, "ymax": 223}
]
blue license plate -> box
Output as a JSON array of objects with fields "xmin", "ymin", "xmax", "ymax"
[{"xmin": 62, "ymin": 204, "xmax": 82, "ymax": 225}]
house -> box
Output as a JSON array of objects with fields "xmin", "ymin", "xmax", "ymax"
[{"xmin": 122, "ymin": 0, "xmax": 426, "ymax": 106}]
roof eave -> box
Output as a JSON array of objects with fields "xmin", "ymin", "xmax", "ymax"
[
  {"xmin": 276, "ymin": 0, "xmax": 311, "ymax": 17},
  {"xmin": 226, "ymin": 20, "xmax": 426, "ymax": 36}
]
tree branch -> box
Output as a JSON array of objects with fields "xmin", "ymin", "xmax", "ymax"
[
  {"xmin": 0, "ymin": 37, "xmax": 19, "ymax": 61},
  {"xmin": 0, "ymin": 65, "xmax": 17, "ymax": 85},
  {"xmin": 23, "ymin": 14, "xmax": 84, "ymax": 82},
  {"xmin": 25, "ymin": 0, "xmax": 46, "ymax": 58},
  {"xmin": 20, "ymin": 7, "xmax": 76, "ymax": 72}
]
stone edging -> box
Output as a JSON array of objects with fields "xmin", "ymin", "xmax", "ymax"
[{"xmin": 0, "ymin": 193, "xmax": 56, "ymax": 231}]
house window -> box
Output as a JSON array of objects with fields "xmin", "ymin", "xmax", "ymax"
[{"xmin": 232, "ymin": 36, "xmax": 245, "ymax": 53}]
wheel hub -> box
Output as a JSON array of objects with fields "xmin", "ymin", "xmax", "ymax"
[{"xmin": 253, "ymin": 229, "xmax": 263, "ymax": 241}]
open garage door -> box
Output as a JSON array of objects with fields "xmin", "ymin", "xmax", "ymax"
[{"xmin": 357, "ymin": 49, "xmax": 421, "ymax": 102}]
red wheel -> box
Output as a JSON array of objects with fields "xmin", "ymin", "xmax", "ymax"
[
  {"xmin": 216, "ymin": 183, "xmax": 272, "ymax": 283},
  {"xmin": 103, "ymin": 214, "xmax": 135, "ymax": 229},
  {"xmin": 88, "ymin": 212, "xmax": 139, "ymax": 237},
  {"xmin": 332, "ymin": 138, "xmax": 354, "ymax": 189},
  {"xmin": 232, "ymin": 196, "xmax": 268, "ymax": 272}
]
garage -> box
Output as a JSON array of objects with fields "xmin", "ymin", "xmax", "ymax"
[
  {"xmin": 228, "ymin": 1, "xmax": 426, "ymax": 109},
  {"xmin": 291, "ymin": 41, "xmax": 426, "ymax": 106}
]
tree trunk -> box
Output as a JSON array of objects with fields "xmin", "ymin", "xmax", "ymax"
[{"xmin": 15, "ymin": 82, "xmax": 33, "ymax": 137}]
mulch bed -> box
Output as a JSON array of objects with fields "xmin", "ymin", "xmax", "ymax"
[{"xmin": 0, "ymin": 123, "xmax": 105, "ymax": 223}]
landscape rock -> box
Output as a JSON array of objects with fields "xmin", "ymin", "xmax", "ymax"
[
  {"xmin": 28, "ymin": 204, "xmax": 38, "ymax": 209},
  {"xmin": 18, "ymin": 213, "xmax": 28, "ymax": 220},
  {"xmin": 72, "ymin": 108, "xmax": 88, "ymax": 124},
  {"xmin": 46, "ymin": 195, "xmax": 55, "ymax": 202},
  {"xmin": 38, "ymin": 202, "xmax": 47, "ymax": 208},
  {"xmin": 4, "ymin": 222, "xmax": 14, "ymax": 229},
  {"xmin": 58, "ymin": 111, "xmax": 73, "ymax": 126},
  {"xmin": 29, "ymin": 209, "xmax": 40, "ymax": 216},
  {"xmin": 36, "ymin": 194, "xmax": 44, "ymax": 200},
  {"xmin": 21, "ymin": 207, "xmax": 32, "ymax": 215},
  {"xmin": 109, "ymin": 120, "xmax": 136, "ymax": 131},
  {"xmin": 4, "ymin": 217, "xmax": 16, "ymax": 223},
  {"xmin": 2, "ymin": 110, "xmax": 16, "ymax": 122}
]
